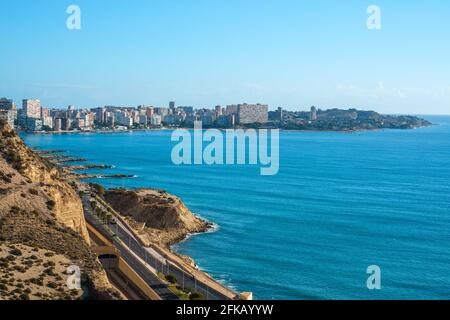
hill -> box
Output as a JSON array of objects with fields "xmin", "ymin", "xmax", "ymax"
[{"xmin": 0, "ymin": 120, "xmax": 120, "ymax": 300}]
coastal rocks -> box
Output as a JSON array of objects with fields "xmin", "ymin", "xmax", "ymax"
[
  {"xmin": 104, "ymin": 188, "xmax": 211, "ymax": 246},
  {"xmin": 73, "ymin": 173, "xmax": 136, "ymax": 180},
  {"xmin": 64, "ymin": 164, "xmax": 114, "ymax": 170}
]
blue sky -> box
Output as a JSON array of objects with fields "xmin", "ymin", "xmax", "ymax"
[{"xmin": 1, "ymin": 0, "xmax": 449, "ymax": 114}]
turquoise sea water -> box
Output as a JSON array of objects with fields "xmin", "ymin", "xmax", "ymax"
[{"xmin": 21, "ymin": 116, "xmax": 450, "ymax": 300}]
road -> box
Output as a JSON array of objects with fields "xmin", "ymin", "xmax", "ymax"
[
  {"xmin": 101, "ymin": 265, "xmax": 148, "ymax": 300},
  {"xmin": 82, "ymin": 195, "xmax": 178, "ymax": 300},
  {"xmin": 82, "ymin": 194, "xmax": 233, "ymax": 300}
]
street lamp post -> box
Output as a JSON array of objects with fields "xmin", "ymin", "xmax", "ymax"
[
  {"xmin": 182, "ymin": 272, "xmax": 185, "ymax": 291},
  {"xmin": 194, "ymin": 276, "xmax": 197, "ymax": 292}
]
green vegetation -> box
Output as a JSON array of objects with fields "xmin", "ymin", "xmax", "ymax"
[
  {"xmin": 105, "ymin": 213, "xmax": 114, "ymax": 223},
  {"xmin": 11, "ymin": 206, "xmax": 22, "ymax": 214},
  {"xmin": 9, "ymin": 248, "xmax": 23, "ymax": 256},
  {"xmin": 189, "ymin": 292, "xmax": 204, "ymax": 300},
  {"xmin": 165, "ymin": 274, "xmax": 177, "ymax": 284},
  {"xmin": 2, "ymin": 150, "xmax": 23, "ymax": 171},
  {"xmin": 168, "ymin": 285, "xmax": 190, "ymax": 300},
  {"xmin": 46, "ymin": 200, "xmax": 56, "ymax": 211},
  {"xmin": 41, "ymin": 125, "xmax": 53, "ymax": 132},
  {"xmin": 0, "ymin": 172, "xmax": 13, "ymax": 183},
  {"xmin": 156, "ymin": 272, "xmax": 202, "ymax": 300},
  {"xmin": 90, "ymin": 183, "xmax": 105, "ymax": 196}
]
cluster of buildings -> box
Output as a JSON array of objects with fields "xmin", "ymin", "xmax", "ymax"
[{"xmin": 0, "ymin": 98, "xmax": 270, "ymax": 132}]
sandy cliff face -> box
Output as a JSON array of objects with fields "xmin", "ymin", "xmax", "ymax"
[
  {"xmin": 0, "ymin": 126, "xmax": 89, "ymax": 242},
  {"xmin": 0, "ymin": 122, "xmax": 119, "ymax": 300},
  {"xmin": 105, "ymin": 188, "xmax": 211, "ymax": 246}
]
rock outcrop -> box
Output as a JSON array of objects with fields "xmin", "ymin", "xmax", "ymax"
[{"xmin": 105, "ymin": 188, "xmax": 211, "ymax": 246}]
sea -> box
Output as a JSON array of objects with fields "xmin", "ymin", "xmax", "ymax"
[{"xmin": 21, "ymin": 115, "xmax": 450, "ymax": 300}]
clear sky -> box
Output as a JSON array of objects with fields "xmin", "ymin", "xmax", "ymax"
[{"xmin": 1, "ymin": 0, "xmax": 449, "ymax": 114}]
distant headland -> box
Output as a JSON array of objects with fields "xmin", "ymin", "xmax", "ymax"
[{"xmin": 265, "ymin": 108, "xmax": 432, "ymax": 131}]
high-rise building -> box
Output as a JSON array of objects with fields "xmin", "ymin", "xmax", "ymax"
[
  {"xmin": 169, "ymin": 101, "xmax": 176, "ymax": 110},
  {"xmin": 226, "ymin": 104, "xmax": 239, "ymax": 116},
  {"xmin": 237, "ymin": 103, "xmax": 269, "ymax": 124},
  {"xmin": 85, "ymin": 112, "xmax": 95, "ymax": 128},
  {"xmin": 93, "ymin": 107, "xmax": 106, "ymax": 123},
  {"xmin": 41, "ymin": 107, "xmax": 50, "ymax": 118},
  {"xmin": 145, "ymin": 107, "xmax": 154, "ymax": 117},
  {"xmin": 138, "ymin": 115, "xmax": 148, "ymax": 125},
  {"xmin": 42, "ymin": 116, "xmax": 53, "ymax": 128},
  {"xmin": 0, "ymin": 98, "xmax": 15, "ymax": 111},
  {"xmin": 54, "ymin": 118, "xmax": 63, "ymax": 131},
  {"xmin": 277, "ymin": 107, "xmax": 283, "ymax": 121},
  {"xmin": 310, "ymin": 106, "xmax": 317, "ymax": 121},
  {"xmin": 22, "ymin": 99, "xmax": 41, "ymax": 119},
  {"xmin": 183, "ymin": 115, "xmax": 197, "ymax": 127},
  {"xmin": 154, "ymin": 107, "xmax": 169, "ymax": 117},
  {"xmin": 201, "ymin": 114, "xmax": 214, "ymax": 126},
  {"xmin": 64, "ymin": 118, "xmax": 74, "ymax": 130},
  {"xmin": 114, "ymin": 111, "xmax": 133, "ymax": 127},
  {"xmin": 216, "ymin": 114, "xmax": 233, "ymax": 128},
  {"xmin": 26, "ymin": 118, "xmax": 43, "ymax": 131},
  {"xmin": 150, "ymin": 114, "xmax": 162, "ymax": 126},
  {"xmin": 215, "ymin": 105, "xmax": 223, "ymax": 116},
  {"xmin": 106, "ymin": 113, "xmax": 115, "ymax": 127}
]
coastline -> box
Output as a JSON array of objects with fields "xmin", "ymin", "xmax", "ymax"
[
  {"xmin": 90, "ymin": 189, "xmax": 238, "ymax": 299},
  {"xmin": 37, "ymin": 147, "xmax": 239, "ymax": 299},
  {"xmin": 20, "ymin": 120, "xmax": 435, "ymax": 136}
]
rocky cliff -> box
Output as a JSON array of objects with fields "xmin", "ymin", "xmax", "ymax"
[
  {"xmin": 0, "ymin": 121, "xmax": 119, "ymax": 300},
  {"xmin": 0, "ymin": 126, "xmax": 89, "ymax": 242},
  {"xmin": 105, "ymin": 188, "xmax": 211, "ymax": 246}
]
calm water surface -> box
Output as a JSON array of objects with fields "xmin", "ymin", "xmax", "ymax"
[{"xmin": 22, "ymin": 116, "xmax": 450, "ymax": 299}]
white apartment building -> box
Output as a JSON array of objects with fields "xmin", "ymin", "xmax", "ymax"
[{"xmin": 22, "ymin": 99, "xmax": 41, "ymax": 119}]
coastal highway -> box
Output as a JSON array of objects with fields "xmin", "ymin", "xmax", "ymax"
[
  {"xmin": 82, "ymin": 194, "xmax": 234, "ymax": 300},
  {"xmin": 82, "ymin": 196, "xmax": 178, "ymax": 300},
  {"xmin": 108, "ymin": 218, "xmax": 230, "ymax": 300}
]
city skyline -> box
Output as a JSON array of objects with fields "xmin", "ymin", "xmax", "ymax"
[
  {"xmin": 1, "ymin": 1, "xmax": 450, "ymax": 114},
  {"xmin": 1, "ymin": 95, "xmax": 449, "ymax": 116},
  {"xmin": 1, "ymin": 94, "xmax": 430, "ymax": 133}
]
